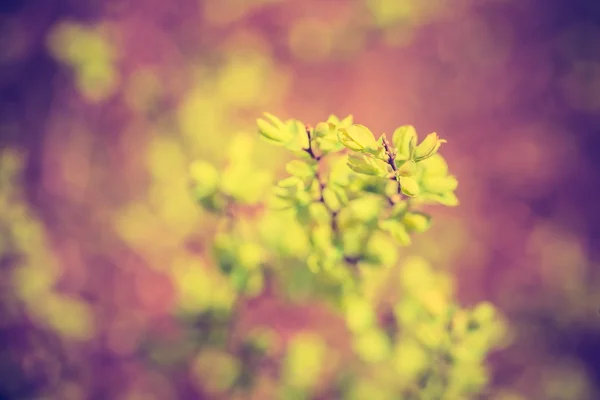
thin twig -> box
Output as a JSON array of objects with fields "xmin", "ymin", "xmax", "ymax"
[
  {"xmin": 381, "ymin": 135, "xmax": 402, "ymax": 195},
  {"xmin": 304, "ymin": 126, "xmax": 338, "ymax": 235}
]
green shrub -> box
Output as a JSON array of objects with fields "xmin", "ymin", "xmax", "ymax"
[{"xmin": 187, "ymin": 113, "xmax": 509, "ymax": 399}]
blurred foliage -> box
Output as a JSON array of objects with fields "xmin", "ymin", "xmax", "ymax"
[
  {"xmin": 184, "ymin": 113, "xmax": 507, "ymax": 398},
  {"xmin": 1, "ymin": 0, "xmax": 600, "ymax": 399}
]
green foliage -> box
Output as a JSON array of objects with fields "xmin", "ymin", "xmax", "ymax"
[{"xmin": 187, "ymin": 113, "xmax": 507, "ymax": 399}]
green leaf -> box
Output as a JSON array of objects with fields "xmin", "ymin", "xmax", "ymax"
[
  {"xmin": 311, "ymin": 223, "xmax": 334, "ymax": 252},
  {"xmin": 353, "ymin": 328, "xmax": 391, "ymax": 363},
  {"xmin": 347, "ymin": 195, "xmax": 383, "ymax": 222},
  {"xmin": 392, "ymin": 125, "xmax": 418, "ymax": 160},
  {"xmin": 436, "ymin": 191, "xmax": 459, "ymax": 206},
  {"xmin": 263, "ymin": 112, "xmax": 285, "ymax": 129},
  {"xmin": 189, "ymin": 160, "xmax": 219, "ymax": 198},
  {"xmin": 257, "ymin": 114, "xmax": 292, "ymax": 144},
  {"xmin": 309, "ymin": 202, "xmax": 331, "ymax": 225},
  {"xmin": 390, "ymin": 201, "xmax": 409, "ymax": 219},
  {"xmin": 316, "ymin": 135, "xmax": 344, "ymax": 155},
  {"xmin": 286, "ymin": 160, "xmax": 316, "ymax": 178},
  {"xmin": 213, "ymin": 234, "xmax": 237, "ymax": 274},
  {"xmin": 379, "ymin": 220, "xmax": 411, "ymax": 245},
  {"xmin": 338, "ymin": 114, "xmax": 354, "ymax": 129},
  {"xmin": 347, "ymin": 153, "xmax": 388, "ymax": 177},
  {"xmin": 419, "ymin": 153, "xmax": 449, "ymax": 177},
  {"xmin": 399, "ymin": 176, "xmax": 420, "ymax": 197},
  {"xmin": 338, "ymin": 124, "xmax": 378, "ymax": 152},
  {"xmin": 313, "ymin": 122, "xmax": 333, "ymax": 138},
  {"xmin": 396, "ymin": 160, "xmax": 417, "ymax": 177},
  {"xmin": 330, "ymin": 185, "xmax": 349, "ymax": 206},
  {"xmin": 283, "ymin": 119, "xmax": 310, "ymax": 152},
  {"xmin": 283, "ymin": 334, "xmax": 326, "ymax": 389},
  {"xmin": 344, "ymin": 295, "xmax": 376, "ymax": 332},
  {"xmin": 403, "ymin": 212, "xmax": 432, "ymax": 233},
  {"xmin": 342, "ymin": 225, "xmax": 369, "ymax": 257},
  {"xmin": 274, "ymin": 177, "xmax": 304, "ymax": 201},
  {"xmin": 296, "ymin": 204, "xmax": 312, "ymax": 225},
  {"xmin": 326, "ymin": 115, "xmax": 340, "ymax": 125},
  {"xmin": 266, "ymin": 193, "xmax": 294, "ymax": 210},
  {"xmin": 471, "ymin": 302, "xmax": 496, "ymax": 325},
  {"xmin": 421, "ymin": 175, "xmax": 458, "ymax": 194},
  {"xmin": 278, "ymin": 176, "xmax": 303, "ymax": 188},
  {"xmin": 414, "ymin": 132, "xmax": 447, "ymax": 162},
  {"xmin": 230, "ymin": 266, "xmax": 250, "ymax": 291},
  {"xmin": 329, "ymin": 156, "xmax": 353, "ymax": 187},
  {"xmin": 327, "ymin": 114, "xmax": 353, "ymax": 129},
  {"xmin": 363, "ymin": 231, "xmax": 398, "ymax": 267},
  {"xmin": 322, "ymin": 187, "xmax": 342, "ymax": 212},
  {"xmin": 198, "ymin": 192, "xmax": 227, "ymax": 213},
  {"xmin": 238, "ymin": 242, "xmax": 264, "ymax": 270}
]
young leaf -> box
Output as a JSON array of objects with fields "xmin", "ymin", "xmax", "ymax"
[
  {"xmin": 347, "ymin": 195, "xmax": 383, "ymax": 222},
  {"xmin": 363, "ymin": 231, "xmax": 398, "ymax": 267},
  {"xmin": 283, "ymin": 119, "xmax": 310, "ymax": 152},
  {"xmin": 390, "ymin": 201, "xmax": 409, "ymax": 219},
  {"xmin": 403, "ymin": 212, "xmax": 432, "ymax": 233},
  {"xmin": 329, "ymin": 156, "xmax": 353, "ymax": 187},
  {"xmin": 392, "ymin": 125, "xmax": 418, "ymax": 160},
  {"xmin": 257, "ymin": 116, "xmax": 292, "ymax": 144},
  {"xmin": 338, "ymin": 124, "xmax": 378, "ymax": 152},
  {"xmin": 379, "ymin": 219, "xmax": 412, "ymax": 246},
  {"xmin": 436, "ymin": 191, "xmax": 459, "ymax": 206},
  {"xmin": 399, "ymin": 176, "xmax": 420, "ymax": 197},
  {"xmin": 347, "ymin": 153, "xmax": 388, "ymax": 177},
  {"xmin": 313, "ymin": 122, "xmax": 333, "ymax": 138},
  {"xmin": 330, "ymin": 185, "xmax": 349, "ymax": 206},
  {"xmin": 338, "ymin": 114, "xmax": 354, "ymax": 129},
  {"xmin": 419, "ymin": 153, "xmax": 449, "ymax": 177},
  {"xmin": 326, "ymin": 115, "xmax": 341, "ymax": 126},
  {"xmin": 309, "ymin": 202, "xmax": 331, "ymax": 225},
  {"xmin": 286, "ymin": 160, "xmax": 316, "ymax": 178},
  {"xmin": 278, "ymin": 176, "xmax": 303, "ymax": 188},
  {"xmin": 421, "ymin": 175, "xmax": 459, "ymax": 194},
  {"xmin": 189, "ymin": 161, "xmax": 219, "ymax": 198},
  {"xmin": 396, "ymin": 160, "xmax": 417, "ymax": 177},
  {"xmin": 322, "ymin": 187, "xmax": 342, "ymax": 212},
  {"xmin": 263, "ymin": 112, "xmax": 285, "ymax": 129},
  {"xmin": 414, "ymin": 132, "xmax": 447, "ymax": 162}
]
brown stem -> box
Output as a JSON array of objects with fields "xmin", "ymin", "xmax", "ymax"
[
  {"xmin": 304, "ymin": 126, "xmax": 338, "ymax": 236},
  {"xmin": 381, "ymin": 135, "xmax": 402, "ymax": 195}
]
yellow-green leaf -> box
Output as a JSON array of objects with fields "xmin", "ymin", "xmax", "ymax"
[
  {"xmin": 257, "ymin": 118, "xmax": 291, "ymax": 143},
  {"xmin": 414, "ymin": 132, "xmax": 447, "ymax": 162},
  {"xmin": 437, "ymin": 191, "xmax": 459, "ymax": 206},
  {"xmin": 379, "ymin": 220, "xmax": 411, "ymax": 245},
  {"xmin": 399, "ymin": 176, "xmax": 420, "ymax": 197},
  {"xmin": 392, "ymin": 125, "xmax": 418, "ymax": 160},
  {"xmin": 347, "ymin": 153, "xmax": 388, "ymax": 176},
  {"xmin": 421, "ymin": 175, "xmax": 458, "ymax": 194},
  {"xmin": 189, "ymin": 161, "xmax": 219, "ymax": 198},
  {"xmin": 286, "ymin": 160, "xmax": 315, "ymax": 178},
  {"xmin": 338, "ymin": 124, "xmax": 378, "ymax": 152},
  {"xmin": 403, "ymin": 212, "xmax": 431, "ymax": 233},
  {"xmin": 396, "ymin": 160, "xmax": 417, "ymax": 177},
  {"xmin": 283, "ymin": 119, "xmax": 309, "ymax": 151},
  {"xmin": 322, "ymin": 187, "xmax": 342, "ymax": 212}
]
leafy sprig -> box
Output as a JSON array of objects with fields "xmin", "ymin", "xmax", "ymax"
[{"xmin": 185, "ymin": 114, "xmax": 507, "ymax": 400}]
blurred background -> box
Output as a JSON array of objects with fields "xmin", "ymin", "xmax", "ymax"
[{"xmin": 1, "ymin": 0, "xmax": 600, "ymax": 398}]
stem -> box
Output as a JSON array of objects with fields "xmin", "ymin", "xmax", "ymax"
[
  {"xmin": 303, "ymin": 125, "xmax": 321, "ymax": 161},
  {"xmin": 381, "ymin": 135, "xmax": 402, "ymax": 195},
  {"xmin": 304, "ymin": 126, "xmax": 338, "ymax": 236},
  {"xmin": 303, "ymin": 126, "xmax": 359, "ymax": 276}
]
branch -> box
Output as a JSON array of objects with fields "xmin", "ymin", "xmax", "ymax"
[
  {"xmin": 303, "ymin": 126, "xmax": 338, "ymax": 234},
  {"xmin": 381, "ymin": 135, "xmax": 402, "ymax": 195}
]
